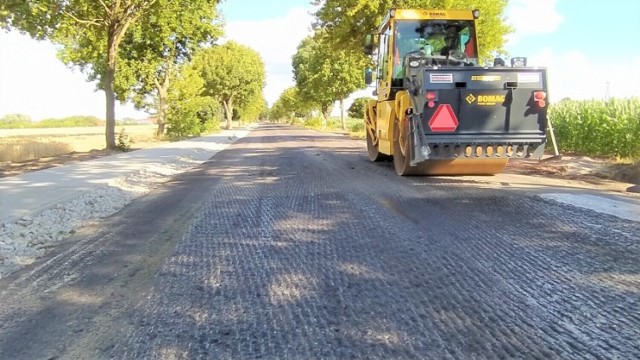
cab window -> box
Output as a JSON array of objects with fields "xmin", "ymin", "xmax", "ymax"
[
  {"xmin": 393, "ymin": 19, "xmax": 478, "ymax": 67},
  {"xmin": 377, "ymin": 26, "xmax": 391, "ymax": 82}
]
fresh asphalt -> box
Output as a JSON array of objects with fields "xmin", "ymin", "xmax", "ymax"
[{"xmin": 0, "ymin": 124, "xmax": 638, "ymax": 359}]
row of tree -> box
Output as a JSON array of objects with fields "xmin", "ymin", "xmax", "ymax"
[
  {"xmin": 270, "ymin": 0, "xmax": 511, "ymax": 126},
  {"xmin": 268, "ymin": 31, "xmax": 369, "ymax": 129},
  {"xmin": 1, "ymin": 0, "xmax": 266, "ymax": 146}
]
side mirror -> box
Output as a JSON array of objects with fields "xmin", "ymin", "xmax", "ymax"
[
  {"xmin": 364, "ymin": 68, "xmax": 373, "ymax": 85},
  {"xmin": 493, "ymin": 57, "xmax": 506, "ymax": 67},
  {"xmin": 364, "ymin": 34, "xmax": 377, "ymax": 55}
]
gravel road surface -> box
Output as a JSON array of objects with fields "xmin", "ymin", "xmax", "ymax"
[{"xmin": 0, "ymin": 124, "xmax": 638, "ymax": 359}]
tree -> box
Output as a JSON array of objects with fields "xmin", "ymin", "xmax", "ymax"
[
  {"xmin": 292, "ymin": 34, "xmax": 368, "ymax": 129},
  {"xmin": 237, "ymin": 92, "xmax": 268, "ymax": 123},
  {"xmin": 348, "ymin": 97, "xmax": 373, "ymax": 119},
  {"xmin": 165, "ymin": 63, "xmax": 220, "ymax": 138},
  {"xmin": 281, "ymin": 87, "xmax": 316, "ymax": 118},
  {"xmin": 0, "ymin": 114, "xmax": 32, "ymax": 128},
  {"xmin": 312, "ymin": 0, "xmax": 511, "ymax": 63},
  {"xmin": 116, "ymin": 0, "xmax": 223, "ymax": 136},
  {"xmin": 0, "ymin": 0, "xmax": 180, "ymax": 149},
  {"xmin": 269, "ymin": 87, "xmax": 316, "ymax": 122},
  {"xmin": 192, "ymin": 41, "xmax": 265, "ymax": 130}
]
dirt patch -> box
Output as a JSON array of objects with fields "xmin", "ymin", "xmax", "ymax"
[
  {"xmin": 603, "ymin": 162, "xmax": 640, "ymax": 184},
  {"xmin": 507, "ymin": 156, "xmax": 638, "ymax": 182}
]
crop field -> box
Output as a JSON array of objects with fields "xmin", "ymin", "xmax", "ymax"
[
  {"xmin": 550, "ymin": 98, "xmax": 640, "ymax": 159},
  {"xmin": 0, "ymin": 125, "xmax": 159, "ymax": 162}
]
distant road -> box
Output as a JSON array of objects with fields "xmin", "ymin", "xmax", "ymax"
[{"xmin": 0, "ymin": 124, "xmax": 155, "ymax": 138}]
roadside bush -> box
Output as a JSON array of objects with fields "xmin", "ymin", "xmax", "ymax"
[
  {"xmin": 199, "ymin": 112, "xmax": 221, "ymax": 134},
  {"xmin": 325, "ymin": 118, "xmax": 340, "ymax": 129},
  {"xmin": 550, "ymin": 98, "xmax": 640, "ymax": 159},
  {"xmin": 304, "ymin": 116, "xmax": 324, "ymax": 129},
  {"xmin": 348, "ymin": 97, "xmax": 372, "ymax": 119},
  {"xmin": 289, "ymin": 117, "xmax": 304, "ymax": 126},
  {"xmin": 116, "ymin": 127, "xmax": 132, "ymax": 151},
  {"xmin": 349, "ymin": 121, "xmax": 364, "ymax": 132}
]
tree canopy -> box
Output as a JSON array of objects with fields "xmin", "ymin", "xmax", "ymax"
[
  {"xmin": 116, "ymin": 0, "xmax": 223, "ymax": 135},
  {"xmin": 0, "ymin": 0, "xmax": 223, "ymax": 148},
  {"xmin": 237, "ymin": 92, "xmax": 268, "ymax": 123},
  {"xmin": 0, "ymin": 114, "xmax": 32, "ymax": 128},
  {"xmin": 270, "ymin": 87, "xmax": 316, "ymax": 121},
  {"xmin": 312, "ymin": 0, "xmax": 511, "ymax": 63},
  {"xmin": 165, "ymin": 63, "xmax": 220, "ymax": 138},
  {"xmin": 292, "ymin": 33, "xmax": 368, "ymax": 121},
  {"xmin": 192, "ymin": 41, "xmax": 266, "ymax": 129}
]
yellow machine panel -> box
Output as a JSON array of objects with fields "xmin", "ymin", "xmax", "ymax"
[{"xmin": 376, "ymin": 100, "xmax": 395, "ymax": 154}]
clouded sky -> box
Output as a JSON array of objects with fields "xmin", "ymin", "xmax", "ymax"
[{"xmin": 1, "ymin": 0, "xmax": 638, "ymax": 120}]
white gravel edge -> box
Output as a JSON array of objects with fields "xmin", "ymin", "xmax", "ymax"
[{"xmin": 0, "ymin": 129, "xmax": 252, "ymax": 279}]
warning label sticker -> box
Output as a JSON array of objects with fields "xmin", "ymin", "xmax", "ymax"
[
  {"xmin": 429, "ymin": 73, "xmax": 453, "ymax": 83},
  {"xmin": 518, "ymin": 73, "xmax": 541, "ymax": 83}
]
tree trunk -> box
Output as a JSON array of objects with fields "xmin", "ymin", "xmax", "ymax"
[
  {"xmin": 223, "ymin": 96, "xmax": 234, "ymax": 130},
  {"xmin": 154, "ymin": 74, "xmax": 169, "ymax": 137},
  {"xmin": 321, "ymin": 104, "xmax": 331, "ymax": 128},
  {"xmin": 105, "ymin": 30, "xmax": 118, "ymax": 150},
  {"xmin": 156, "ymin": 100, "xmax": 166, "ymax": 136},
  {"xmin": 340, "ymin": 98, "xmax": 346, "ymax": 130}
]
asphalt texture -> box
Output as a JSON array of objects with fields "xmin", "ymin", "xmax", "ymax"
[{"xmin": 0, "ymin": 124, "xmax": 638, "ymax": 359}]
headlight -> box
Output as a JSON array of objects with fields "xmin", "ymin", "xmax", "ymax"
[
  {"xmin": 409, "ymin": 60, "xmax": 420, "ymax": 68},
  {"xmin": 511, "ymin": 57, "xmax": 527, "ymax": 67}
]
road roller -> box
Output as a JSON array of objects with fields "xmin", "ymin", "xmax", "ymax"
[{"xmin": 363, "ymin": 9, "xmax": 548, "ymax": 175}]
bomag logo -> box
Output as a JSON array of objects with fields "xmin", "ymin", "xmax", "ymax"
[
  {"xmin": 466, "ymin": 94, "xmax": 505, "ymax": 106},
  {"xmin": 478, "ymin": 95, "xmax": 505, "ymax": 103},
  {"xmin": 428, "ymin": 12, "xmax": 447, "ymax": 17},
  {"xmin": 465, "ymin": 94, "xmax": 476, "ymax": 104}
]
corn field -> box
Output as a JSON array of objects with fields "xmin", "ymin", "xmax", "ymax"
[{"xmin": 549, "ymin": 98, "xmax": 640, "ymax": 159}]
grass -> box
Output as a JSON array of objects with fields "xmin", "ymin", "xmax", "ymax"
[{"xmin": 0, "ymin": 125, "xmax": 161, "ymax": 162}]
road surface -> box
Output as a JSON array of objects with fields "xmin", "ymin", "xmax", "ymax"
[{"xmin": 0, "ymin": 124, "xmax": 638, "ymax": 359}]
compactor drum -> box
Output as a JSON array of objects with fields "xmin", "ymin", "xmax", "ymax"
[{"xmin": 363, "ymin": 9, "xmax": 548, "ymax": 175}]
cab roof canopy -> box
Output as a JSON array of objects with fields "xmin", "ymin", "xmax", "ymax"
[{"xmin": 379, "ymin": 9, "xmax": 475, "ymax": 33}]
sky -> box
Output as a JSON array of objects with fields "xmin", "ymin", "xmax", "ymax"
[{"xmin": 0, "ymin": 0, "xmax": 639, "ymax": 121}]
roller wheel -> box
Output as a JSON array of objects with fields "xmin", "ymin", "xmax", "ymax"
[
  {"xmin": 366, "ymin": 119, "xmax": 389, "ymax": 162},
  {"xmin": 393, "ymin": 116, "xmax": 418, "ymax": 176}
]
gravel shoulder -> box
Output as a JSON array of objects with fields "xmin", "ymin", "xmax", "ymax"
[{"xmin": 0, "ymin": 129, "xmax": 253, "ymax": 279}]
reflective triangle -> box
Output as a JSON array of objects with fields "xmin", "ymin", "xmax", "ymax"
[{"xmin": 428, "ymin": 104, "xmax": 459, "ymax": 132}]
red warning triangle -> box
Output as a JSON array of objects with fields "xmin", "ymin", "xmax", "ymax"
[{"xmin": 428, "ymin": 104, "xmax": 459, "ymax": 132}]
